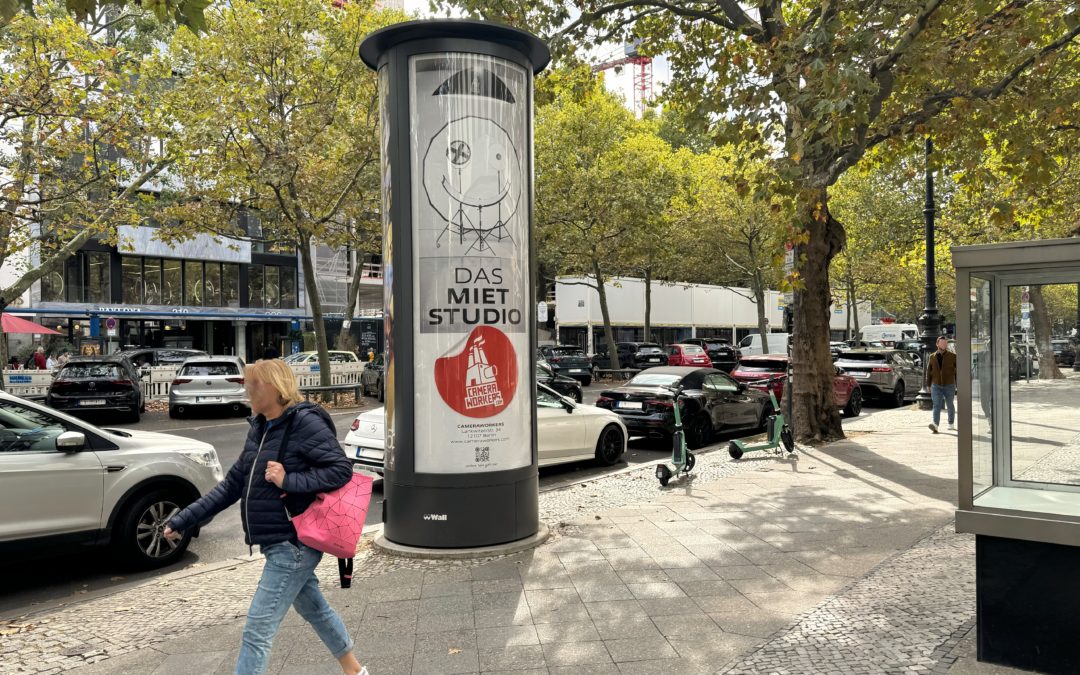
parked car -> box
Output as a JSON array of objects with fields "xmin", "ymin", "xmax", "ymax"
[
  {"xmin": 536, "ymin": 345, "xmax": 593, "ymax": 385},
  {"xmin": 1051, "ymin": 340, "xmax": 1075, "ymax": 367},
  {"xmin": 894, "ymin": 340, "xmax": 928, "ymax": 368},
  {"xmin": 667, "ymin": 344, "xmax": 712, "ymax": 367},
  {"xmin": 536, "ymin": 362, "xmax": 583, "ymax": 403},
  {"xmin": 361, "ymin": 353, "xmax": 385, "ymax": 402},
  {"xmin": 829, "ymin": 342, "xmax": 848, "ymax": 360},
  {"xmin": 168, "ymin": 356, "xmax": 248, "ymax": 418},
  {"xmin": 283, "ymin": 350, "xmax": 360, "ymax": 365},
  {"xmin": 596, "ymin": 366, "xmax": 771, "ymax": 449},
  {"xmin": 592, "ymin": 342, "xmax": 666, "ymax": 372},
  {"xmin": 114, "ymin": 348, "xmax": 208, "ymax": 370},
  {"xmin": 343, "ymin": 384, "xmax": 627, "ymax": 473},
  {"xmin": 729, "ymin": 355, "xmax": 863, "ymax": 417},
  {"xmin": 834, "ymin": 349, "xmax": 920, "ymax": 407},
  {"xmin": 680, "ymin": 338, "xmax": 739, "ymax": 371},
  {"xmin": 0, "ymin": 390, "xmax": 223, "ymax": 568},
  {"xmin": 46, "ymin": 357, "xmax": 145, "ymax": 422},
  {"xmin": 737, "ymin": 333, "xmax": 789, "ymax": 356}
]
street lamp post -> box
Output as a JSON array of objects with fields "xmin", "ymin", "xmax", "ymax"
[{"xmin": 916, "ymin": 137, "xmax": 944, "ymax": 410}]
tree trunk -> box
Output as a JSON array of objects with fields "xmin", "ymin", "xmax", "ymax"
[
  {"xmin": 643, "ymin": 267, "xmax": 652, "ymax": 344},
  {"xmin": 791, "ymin": 186, "xmax": 846, "ymax": 443},
  {"xmin": 0, "ymin": 300, "xmax": 8, "ymax": 392},
  {"xmin": 1031, "ymin": 285, "xmax": 1063, "ymax": 379},
  {"xmin": 335, "ymin": 255, "xmax": 367, "ymax": 351},
  {"xmin": 592, "ymin": 260, "xmax": 620, "ymax": 370},
  {"xmin": 752, "ymin": 271, "xmax": 769, "ymax": 354},
  {"xmin": 299, "ymin": 232, "xmax": 332, "ymax": 387}
]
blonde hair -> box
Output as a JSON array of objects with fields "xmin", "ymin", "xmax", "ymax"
[{"xmin": 245, "ymin": 359, "xmax": 303, "ymax": 407}]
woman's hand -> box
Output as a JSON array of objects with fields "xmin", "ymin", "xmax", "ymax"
[
  {"xmin": 265, "ymin": 460, "xmax": 286, "ymax": 488},
  {"xmin": 163, "ymin": 526, "xmax": 182, "ymax": 542}
]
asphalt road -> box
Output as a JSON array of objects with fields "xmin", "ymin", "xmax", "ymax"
[{"xmin": 0, "ymin": 384, "xmax": 890, "ymax": 618}]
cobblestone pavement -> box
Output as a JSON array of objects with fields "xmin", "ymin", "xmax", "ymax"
[{"xmin": 1, "ymin": 406, "xmax": 1031, "ymax": 675}]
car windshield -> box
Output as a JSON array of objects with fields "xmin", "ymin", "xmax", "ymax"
[
  {"xmin": 636, "ymin": 343, "xmax": 661, "ymax": 350},
  {"xmin": 59, "ymin": 364, "xmax": 122, "ymax": 379},
  {"xmin": 182, "ymin": 362, "xmax": 239, "ymax": 377},
  {"xmin": 738, "ymin": 359, "xmax": 787, "ymax": 372},
  {"xmin": 705, "ymin": 342, "xmax": 728, "ymax": 350},
  {"xmin": 549, "ymin": 347, "xmax": 584, "ymax": 357},
  {"xmin": 535, "ymin": 363, "xmax": 554, "ymax": 377},
  {"xmin": 627, "ymin": 373, "xmax": 682, "ymax": 388},
  {"xmin": 839, "ymin": 352, "xmax": 889, "ymax": 362},
  {"xmin": 680, "ymin": 345, "xmax": 705, "ymax": 354}
]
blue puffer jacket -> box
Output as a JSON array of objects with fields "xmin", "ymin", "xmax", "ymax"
[{"xmin": 168, "ymin": 402, "xmax": 353, "ymax": 547}]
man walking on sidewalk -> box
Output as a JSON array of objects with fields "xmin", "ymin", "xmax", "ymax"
[{"xmin": 926, "ymin": 336, "xmax": 957, "ymax": 433}]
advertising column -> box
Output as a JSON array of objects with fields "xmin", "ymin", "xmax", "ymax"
[{"xmin": 361, "ymin": 21, "xmax": 550, "ymax": 548}]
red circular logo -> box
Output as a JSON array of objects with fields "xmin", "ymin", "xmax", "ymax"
[{"xmin": 434, "ymin": 326, "xmax": 518, "ymax": 418}]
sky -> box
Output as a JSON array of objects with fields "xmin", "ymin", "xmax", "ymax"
[{"xmin": 400, "ymin": 0, "xmax": 670, "ymax": 116}]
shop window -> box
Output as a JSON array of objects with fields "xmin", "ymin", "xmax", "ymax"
[
  {"xmin": 163, "ymin": 259, "xmax": 182, "ymax": 305},
  {"xmin": 86, "ymin": 252, "xmax": 110, "ymax": 303},
  {"xmin": 41, "ymin": 268, "xmax": 64, "ymax": 302},
  {"xmin": 205, "ymin": 262, "xmax": 222, "ymax": 307},
  {"xmin": 248, "ymin": 264, "xmax": 264, "ymax": 308},
  {"xmin": 223, "ymin": 263, "xmax": 240, "ymax": 307},
  {"xmin": 185, "ymin": 260, "xmax": 203, "ymax": 305},
  {"xmin": 122, "ymin": 256, "xmax": 142, "ymax": 304},
  {"xmin": 64, "ymin": 254, "xmax": 83, "ymax": 303},
  {"xmin": 265, "ymin": 265, "xmax": 280, "ymax": 308},
  {"xmin": 281, "ymin": 267, "xmax": 297, "ymax": 309},
  {"xmin": 143, "ymin": 258, "xmax": 163, "ymax": 304}
]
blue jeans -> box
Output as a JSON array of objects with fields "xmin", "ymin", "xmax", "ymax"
[
  {"xmin": 236, "ymin": 541, "xmax": 353, "ymax": 674},
  {"xmin": 931, "ymin": 383, "xmax": 956, "ymax": 427}
]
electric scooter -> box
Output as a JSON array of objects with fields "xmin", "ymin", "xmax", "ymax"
[
  {"xmin": 655, "ymin": 394, "xmax": 696, "ymax": 486},
  {"xmin": 728, "ymin": 376, "xmax": 795, "ymax": 459}
]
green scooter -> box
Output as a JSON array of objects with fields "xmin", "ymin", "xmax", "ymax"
[
  {"xmin": 655, "ymin": 393, "xmax": 696, "ymax": 486},
  {"xmin": 728, "ymin": 377, "xmax": 795, "ymax": 459}
]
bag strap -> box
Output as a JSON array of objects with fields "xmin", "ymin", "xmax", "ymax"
[
  {"xmin": 338, "ymin": 558, "xmax": 353, "ymax": 589},
  {"xmin": 273, "ymin": 413, "xmax": 299, "ymax": 518}
]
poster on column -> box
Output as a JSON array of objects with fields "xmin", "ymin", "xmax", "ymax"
[{"xmin": 409, "ymin": 53, "xmax": 532, "ymax": 474}]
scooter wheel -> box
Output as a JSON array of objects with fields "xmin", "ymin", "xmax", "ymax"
[
  {"xmin": 684, "ymin": 453, "xmax": 696, "ymax": 472},
  {"xmin": 656, "ymin": 464, "xmax": 672, "ymax": 486},
  {"xmin": 781, "ymin": 427, "xmax": 795, "ymax": 453},
  {"xmin": 728, "ymin": 442, "xmax": 743, "ymax": 460}
]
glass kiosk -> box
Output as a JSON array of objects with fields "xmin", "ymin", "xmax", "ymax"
[{"xmin": 955, "ymin": 238, "xmax": 1080, "ymax": 674}]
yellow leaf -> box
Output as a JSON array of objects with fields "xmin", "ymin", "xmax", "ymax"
[{"xmin": 448, "ymin": 648, "xmax": 462, "ymax": 655}]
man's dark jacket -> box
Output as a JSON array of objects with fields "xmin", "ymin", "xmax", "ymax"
[
  {"xmin": 926, "ymin": 349, "xmax": 958, "ymax": 387},
  {"xmin": 168, "ymin": 403, "xmax": 352, "ymax": 546}
]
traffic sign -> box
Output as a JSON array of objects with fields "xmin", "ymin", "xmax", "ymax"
[
  {"xmin": 1021, "ymin": 317, "xmax": 1031, "ymax": 329},
  {"xmin": 1021, "ymin": 292, "xmax": 1030, "ymax": 303},
  {"xmin": 1022, "ymin": 311, "xmax": 1030, "ymax": 320},
  {"xmin": 1021, "ymin": 302, "xmax": 1032, "ymax": 312}
]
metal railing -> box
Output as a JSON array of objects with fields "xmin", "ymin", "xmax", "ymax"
[{"xmin": 3, "ymin": 362, "xmax": 369, "ymax": 402}]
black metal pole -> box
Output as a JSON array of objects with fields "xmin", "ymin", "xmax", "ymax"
[{"xmin": 916, "ymin": 137, "xmax": 944, "ymax": 409}]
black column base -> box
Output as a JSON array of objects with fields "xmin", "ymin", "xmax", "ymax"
[{"xmin": 977, "ymin": 534, "xmax": 1080, "ymax": 673}]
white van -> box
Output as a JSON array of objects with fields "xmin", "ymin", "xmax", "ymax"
[
  {"xmin": 860, "ymin": 323, "xmax": 918, "ymax": 346},
  {"xmin": 738, "ymin": 332, "xmax": 790, "ymax": 356}
]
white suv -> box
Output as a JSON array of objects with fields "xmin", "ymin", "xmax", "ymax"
[{"xmin": 0, "ymin": 391, "xmax": 223, "ymax": 569}]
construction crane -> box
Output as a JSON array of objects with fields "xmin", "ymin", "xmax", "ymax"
[{"xmin": 591, "ymin": 42, "xmax": 653, "ymax": 117}]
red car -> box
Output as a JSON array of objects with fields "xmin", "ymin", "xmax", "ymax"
[
  {"xmin": 729, "ymin": 355, "xmax": 863, "ymax": 416},
  {"xmin": 667, "ymin": 344, "xmax": 712, "ymax": 367}
]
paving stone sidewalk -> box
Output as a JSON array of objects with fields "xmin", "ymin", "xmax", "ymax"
[{"xmin": 1, "ymin": 407, "xmax": 1030, "ymax": 674}]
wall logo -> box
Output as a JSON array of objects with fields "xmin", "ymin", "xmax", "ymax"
[{"xmin": 434, "ymin": 325, "xmax": 517, "ymax": 418}]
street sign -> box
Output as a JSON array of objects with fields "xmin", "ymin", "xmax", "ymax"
[
  {"xmin": 1021, "ymin": 317, "xmax": 1031, "ymax": 329},
  {"xmin": 1022, "ymin": 311, "xmax": 1030, "ymax": 320},
  {"xmin": 784, "ymin": 245, "xmax": 794, "ymax": 272},
  {"xmin": 1021, "ymin": 302, "xmax": 1032, "ymax": 312},
  {"xmin": 537, "ymin": 301, "xmax": 548, "ymax": 323},
  {"xmin": 1021, "ymin": 292, "xmax": 1030, "ymax": 303}
]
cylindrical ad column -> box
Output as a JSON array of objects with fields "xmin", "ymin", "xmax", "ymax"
[{"xmin": 362, "ymin": 21, "xmax": 550, "ymax": 548}]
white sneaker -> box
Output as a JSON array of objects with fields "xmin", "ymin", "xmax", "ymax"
[
  {"xmin": 359, "ymin": 667, "xmax": 369, "ymax": 675},
  {"xmin": 928, "ymin": 423, "xmax": 938, "ymax": 433},
  {"xmin": 947, "ymin": 423, "xmax": 955, "ymax": 431}
]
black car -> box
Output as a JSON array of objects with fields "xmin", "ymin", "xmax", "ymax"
[
  {"xmin": 596, "ymin": 366, "xmax": 770, "ymax": 449},
  {"xmin": 46, "ymin": 357, "xmax": 145, "ymax": 422},
  {"xmin": 680, "ymin": 338, "xmax": 739, "ymax": 372},
  {"xmin": 114, "ymin": 348, "xmax": 208, "ymax": 369},
  {"xmin": 536, "ymin": 362, "xmax": 583, "ymax": 403},
  {"xmin": 1051, "ymin": 340, "xmax": 1075, "ymax": 367},
  {"xmin": 537, "ymin": 345, "xmax": 593, "ymax": 385},
  {"xmin": 593, "ymin": 342, "xmax": 667, "ymax": 372},
  {"xmin": 361, "ymin": 354, "xmax": 385, "ymax": 402}
]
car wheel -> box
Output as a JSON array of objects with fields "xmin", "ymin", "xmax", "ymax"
[
  {"xmin": 582, "ymin": 377, "xmax": 592, "ymax": 387},
  {"xmin": 891, "ymin": 382, "xmax": 905, "ymax": 408},
  {"xmin": 685, "ymin": 414, "xmax": 711, "ymax": 450},
  {"xmin": 843, "ymin": 388, "xmax": 863, "ymax": 417},
  {"xmin": 594, "ymin": 424, "xmax": 624, "ymax": 466},
  {"xmin": 572, "ymin": 388, "xmax": 583, "ymax": 404},
  {"xmin": 168, "ymin": 406, "xmax": 180, "ymax": 419},
  {"xmin": 126, "ymin": 407, "xmax": 141, "ymax": 423},
  {"xmin": 113, "ymin": 490, "xmax": 191, "ymax": 569},
  {"xmin": 378, "ymin": 379, "xmax": 385, "ymax": 402},
  {"xmin": 757, "ymin": 407, "xmax": 771, "ymax": 433}
]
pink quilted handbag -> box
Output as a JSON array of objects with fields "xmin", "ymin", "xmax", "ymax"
[{"xmin": 291, "ymin": 473, "xmax": 374, "ymax": 587}]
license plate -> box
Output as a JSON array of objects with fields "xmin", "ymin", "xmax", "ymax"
[
  {"xmin": 618, "ymin": 401, "xmax": 643, "ymax": 409},
  {"xmin": 198, "ymin": 396, "xmax": 223, "ymax": 403},
  {"xmin": 852, "ymin": 372, "xmax": 869, "ymax": 378},
  {"xmin": 649, "ymin": 358, "xmax": 660, "ymax": 363},
  {"xmin": 569, "ymin": 369, "xmax": 583, "ymax": 373},
  {"xmin": 356, "ymin": 447, "xmax": 381, "ymax": 459},
  {"xmin": 80, "ymin": 399, "xmax": 106, "ymax": 406}
]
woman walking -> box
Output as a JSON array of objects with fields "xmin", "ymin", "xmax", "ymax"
[{"xmin": 164, "ymin": 359, "xmax": 366, "ymax": 675}]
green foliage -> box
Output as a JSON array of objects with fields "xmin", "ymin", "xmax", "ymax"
[{"xmin": 0, "ymin": 0, "xmax": 211, "ymax": 32}]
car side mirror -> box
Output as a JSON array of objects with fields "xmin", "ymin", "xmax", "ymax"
[
  {"xmin": 737, "ymin": 382, "xmax": 747, "ymax": 392},
  {"xmin": 56, "ymin": 431, "xmax": 86, "ymax": 452}
]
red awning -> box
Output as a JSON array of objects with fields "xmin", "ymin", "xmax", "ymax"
[{"xmin": 1, "ymin": 313, "xmax": 62, "ymax": 335}]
